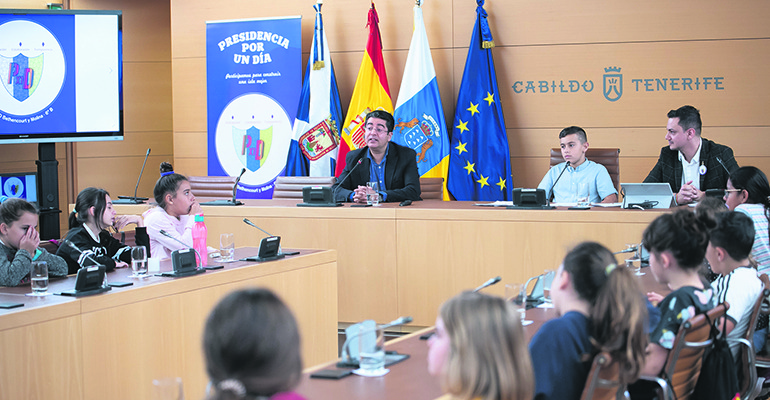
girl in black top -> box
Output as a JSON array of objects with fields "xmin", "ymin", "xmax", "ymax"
[{"xmin": 57, "ymin": 187, "xmax": 149, "ymax": 274}]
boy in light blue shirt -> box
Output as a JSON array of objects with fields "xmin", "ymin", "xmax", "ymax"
[{"xmin": 537, "ymin": 126, "xmax": 618, "ymax": 204}]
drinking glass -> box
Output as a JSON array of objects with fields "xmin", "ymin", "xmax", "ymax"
[
  {"xmin": 358, "ymin": 327, "xmax": 386, "ymax": 373},
  {"xmin": 366, "ymin": 181, "xmax": 380, "ymax": 206},
  {"xmin": 29, "ymin": 261, "xmax": 49, "ymax": 296},
  {"xmin": 130, "ymin": 246, "xmax": 148, "ymax": 277},
  {"xmin": 219, "ymin": 233, "xmax": 235, "ymax": 262},
  {"xmin": 542, "ymin": 269, "xmax": 556, "ymax": 307},
  {"xmin": 152, "ymin": 377, "xmax": 184, "ymax": 400},
  {"xmin": 575, "ymin": 182, "xmax": 590, "ymax": 207},
  {"xmin": 505, "ymin": 283, "xmax": 532, "ymax": 325},
  {"xmin": 626, "ymin": 258, "xmax": 644, "ymax": 276}
]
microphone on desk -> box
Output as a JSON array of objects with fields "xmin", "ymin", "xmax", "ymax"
[
  {"xmin": 614, "ymin": 245, "xmax": 638, "ymax": 255},
  {"xmin": 702, "ymin": 157, "xmax": 732, "ymax": 199},
  {"xmin": 62, "ymin": 239, "xmax": 102, "ymax": 268},
  {"xmin": 231, "ymin": 168, "xmax": 246, "ymax": 205},
  {"xmin": 199, "ymin": 168, "xmax": 247, "ymax": 206},
  {"xmin": 159, "ymin": 229, "xmax": 204, "ymax": 268},
  {"xmin": 243, "ymin": 218, "xmax": 275, "ymax": 237},
  {"xmin": 62, "ymin": 239, "xmax": 111, "ymax": 288},
  {"xmin": 339, "ymin": 316, "xmax": 413, "ymax": 365},
  {"xmin": 716, "ymin": 157, "xmax": 731, "ymax": 175},
  {"xmin": 473, "ymin": 276, "xmax": 501, "ymax": 292},
  {"xmin": 548, "ymin": 161, "xmax": 570, "ymax": 201},
  {"xmin": 243, "ymin": 218, "xmax": 298, "ymax": 257},
  {"xmin": 113, "ymin": 148, "xmax": 151, "ymax": 204},
  {"xmin": 336, "ymin": 158, "xmax": 365, "ymax": 191}
]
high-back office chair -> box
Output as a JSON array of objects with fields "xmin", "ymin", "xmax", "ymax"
[
  {"xmin": 747, "ymin": 274, "xmax": 770, "ymax": 400},
  {"xmin": 419, "ymin": 177, "xmax": 443, "ymax": 200},
  {"xmin": 638, "ymin": 302, "xmax": 729, "ymax": 400},
  {"xmin": 579, "ymin": 352, "xmax": 629, "ymax": 400},
  {"xmin": 549, "ymin": 148, "xmax": 621, "ymax": 192},
  {"xmin": 272, "ymin": 176, "xmax": 336, "ymax": 199},
  {"xmin": 188, "ymin": 175, "xmax": 236, "ymax": 202}
]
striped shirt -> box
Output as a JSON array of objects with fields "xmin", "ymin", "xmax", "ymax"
[{"xmin": 735, "ymin": 203, "xmax": 770, "ymax": 275}]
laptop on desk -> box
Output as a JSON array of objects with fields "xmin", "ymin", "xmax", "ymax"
[{"xmin": 620, "ymin": 183, "xmax": 676, "ymax": 209}]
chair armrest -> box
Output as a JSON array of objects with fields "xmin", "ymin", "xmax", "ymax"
[
  {"xmin": 635, "ymin": 375, "xmax": 672, "ymax": 400},
  {"xmin": 728, "ymin": 337, "xmax": 759, "ymax": 399}
]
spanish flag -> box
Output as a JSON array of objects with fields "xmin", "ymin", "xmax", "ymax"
[{"xmin": 335, "ymin": 2, "xmax": 393, "ymax": 177}]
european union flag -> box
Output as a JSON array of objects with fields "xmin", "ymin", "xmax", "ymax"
[{"xmin": 447, "ymin": 0, "xmax": 512, "ymax": 201}]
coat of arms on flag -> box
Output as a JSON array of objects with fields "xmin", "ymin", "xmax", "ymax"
[
  {"xmin": 334, "ymin": 2, "xmax": 392, "ymax": 177},
  {"xmin": 396, "ymin": 114, "xmax": 441, "ymax": 165},
  {"xmin": 299, "ymin": 117, "xmax": 338, "ymax": 161},
  {"xmin": 342, "ymin": 107, "xmax": 372, "ymax": 149},
  {"xmin": 392, "ymin": 2, "xmax": 449, "ymax": 199}
]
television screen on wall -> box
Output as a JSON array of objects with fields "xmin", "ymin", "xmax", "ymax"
[{"xmin": 0, "ymin": 9, "xmax": 123, "ymax": 144}]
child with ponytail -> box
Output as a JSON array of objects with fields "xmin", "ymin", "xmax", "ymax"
[
  {"xmin": 143, "ymin": 162, "xmax": 203, "ymax": 259},
  {"xmin": 529, "ymin": 241, "xmax": 649, "ymax": 400},
  {"xmin": 57, "ymin": 187, "xmax": 149, "ymax": 274}
]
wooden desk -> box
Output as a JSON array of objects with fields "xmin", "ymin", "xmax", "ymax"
[
  {"xmin": 296, "ymin": 267, "xmax": 671, "ymax": 400},
  {"xmin": 114, "ymin": 200, "xmax": 668, "ymax": 325},
  {"xmin": 295, "ymin": 309, "xmax": 561, "ymax": 400},
  {"xmin": 0, "ymin": 248, "xmax": 338, "ymax": 400}
]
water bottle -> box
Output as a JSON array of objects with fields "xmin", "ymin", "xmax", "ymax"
[{"xmin": 192, "ymin": 214, "xmax": 208, "ymax": 267}]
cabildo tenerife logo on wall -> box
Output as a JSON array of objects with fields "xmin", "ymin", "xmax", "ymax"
[
  {"xmin": 511, "ymin": 66, "xmax": 725, "ymax": 102},
  {"xmin": 0, "ymin": 20, "xmax": 65, "ymax": 117}
]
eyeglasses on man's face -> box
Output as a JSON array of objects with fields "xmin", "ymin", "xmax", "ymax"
[{"xmin": 365, "ymin": 124, "xmax": 389, "ymax": 135}]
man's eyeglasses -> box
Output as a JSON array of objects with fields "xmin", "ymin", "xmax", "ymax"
[
  {"xmin": 365, "ymin": 125, "xmax": 389, "ymax": 134},
  {"xmin": 724, "ymin": 189, "xmax": 742, "ymax": 195}
]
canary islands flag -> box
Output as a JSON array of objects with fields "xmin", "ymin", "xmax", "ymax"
[
  {"xmin": 286, "ymin": 2, "xmax": 343, "ymax": 177},
  {"xmin": 447, "ymin": 0, "xmax": 512, "ymax": 201},
  {"xmin": 335, "ymin": 2, "xmax": 393, "ymax": 177},
  {"xmin": 393, "ymin": 2, "xmax": 449, "ymax": 200}
]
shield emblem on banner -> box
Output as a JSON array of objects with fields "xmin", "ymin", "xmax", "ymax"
[
  {"xmin": 233, "ymin": 126, "xmax": 273, "ymax": 172},
  {"xmin": 602, "ymin": 67, "xmax": 623, "ymax": 102},
  {"xmin": 299, "ymin": 118, "xmax": 338, "ymax": 161},
  {"xmin": 399, "ymin": 114, "xmax": 440, "ymax": 171},
  {"xmin": 1, "ymin": 53, "xmax": 44, "ymax": 102}
]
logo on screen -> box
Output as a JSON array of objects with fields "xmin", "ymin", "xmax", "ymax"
[
  {"xmin": 3, "ymin": 177, "xmax": 24, "ymax": 198},
  {"xmin": 0, "ymin": 20, "xmax": 65, "ymax": 116},
  {"xmin": 2, "ymin": 53, "xmax": 43, "ymax": 101}
]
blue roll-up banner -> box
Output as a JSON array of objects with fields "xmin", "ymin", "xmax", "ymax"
[{"xmin": 206, "ymin": 17, "xmax": 301, "ymax": 199}]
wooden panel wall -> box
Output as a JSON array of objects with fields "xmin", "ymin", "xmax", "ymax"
[
  {"xmin": 169, "ymin": 0, "xmax": 770, "ymax": 188},
  {"xmin": 0, "ymin": 0, "xmax": 172, "ymax": 237},
  {"xmin": 72, "ymin": 0, "xmax": 173, "ymax": 199}
]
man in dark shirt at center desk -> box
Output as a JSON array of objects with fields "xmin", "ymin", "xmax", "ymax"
[{"xmin": 332, "ymin": 110, "xmax": 421, "ymax": 204}]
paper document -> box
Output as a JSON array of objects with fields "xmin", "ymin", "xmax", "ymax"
[{"xmin": 474, "ymin": 201, "xmax": 514, "ymax": 207}]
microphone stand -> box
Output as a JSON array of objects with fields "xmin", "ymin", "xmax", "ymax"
[
  {"xmin": 243, "ymin": 218, "xmax": 299, "ymax": 256},
  {"xmin": 547, "ymin": 161, "xmax": 571, "ymax": 202},
  {"xmin": 113, "ymin": 148, "xmax": 151, "ymax": 204},
  {"xmin": 198, "ymin": 168, "xmax": 247, "ymax": 206},
  {"xmin": 334, "ymin": 158, "xmax": 365, "ymax": 202},
  {"xmin": 63, "ymin": 239, "xmax": 111, "ymax": 288},
  {"xmin": 159, "ymin": 229, "xmax": 205, "ymax": 269},
  {"xmin": 473, "ymin": 276, "xmax": 501, "ymax": 292}
]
